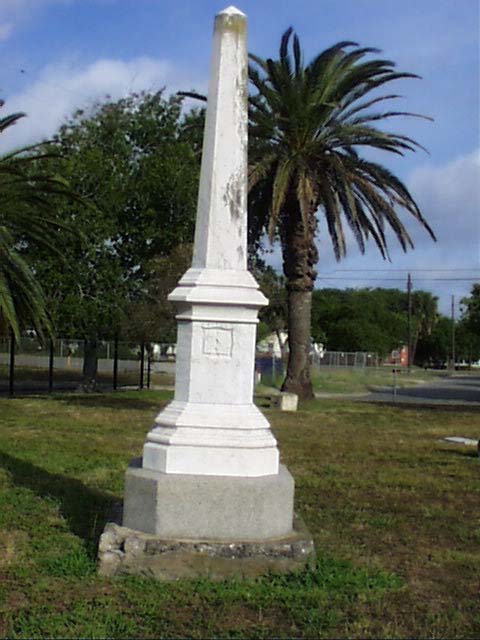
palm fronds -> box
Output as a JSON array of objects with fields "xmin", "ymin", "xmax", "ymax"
[
  {"xmin": 248, "ymin": 28, "xmax": 435, "ymax": 265},
  {"xmin": 0, "ymin": 102, "xmax": 75, "ymax": 340}
]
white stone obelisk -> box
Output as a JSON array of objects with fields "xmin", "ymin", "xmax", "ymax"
[
  {"xmin": 141, "ymin": 6, "xmax": 279, "ymax": 478},
  {"xmin": 122, "ymin": 6, "xmax": 294, "ymax": 542}
]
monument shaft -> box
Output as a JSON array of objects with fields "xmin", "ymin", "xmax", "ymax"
[
  {"xmin": 193, "ymin": 8, "xmax": 248, "ymax": 271},
  {"xmin": 141, "ymin": 6, "xmax": 279, "ymax": 478}
]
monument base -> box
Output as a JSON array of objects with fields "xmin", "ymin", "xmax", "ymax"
[
  {"xmin": 98, "ymin": 514, "xmax": 315, "ymax": 581},
  {"xmin": 122, "ymin": 459, "xmax": 294, "ymax": 540}
]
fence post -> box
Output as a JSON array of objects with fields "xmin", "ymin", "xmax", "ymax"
[
  {"xmin": 8, "ymin": 328, "xmax": 15, "ymax": 397},
  {"xmin": 147, "ymin": 354, "xmax": 151, "ymax": 389},
  {"xmin": 113, "ymin": 335, "xmax": 118, "ymax": 390},
  {"xmin": 139, "ymin": 342, "xmax": 145, "ymax": 389},
  {"xmin": 48, "ymin": 338, "xmax": 54, "ymax": 393}
]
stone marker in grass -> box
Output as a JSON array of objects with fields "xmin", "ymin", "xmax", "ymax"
[{"xmin": 98, "ymin": 5, "xmax": 314, "ymax": 580}]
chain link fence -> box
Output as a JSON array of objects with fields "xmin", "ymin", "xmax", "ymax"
[
  {"xmin": 254, "ymin": 349, "xmax": 379, "ymax": 387},
  {"xmin": 312, "ymin": 350, "xmax": 379, "ymax": 368}
]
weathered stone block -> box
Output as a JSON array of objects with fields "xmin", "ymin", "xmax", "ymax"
[
  {"xmin": 98, "ymin": 513, "xmax": 315, "ymax": 581},
  {"xmin": 123, "ymin": 459, "xmax": 294, "ymax": 540}
]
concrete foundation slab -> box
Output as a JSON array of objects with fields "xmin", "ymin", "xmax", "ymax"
[
  {"xmin": 122, "ymin": 459, "xmax": 294, "ymax": 540},
  {"xmin": 98, "ymin": 513, "xmax": 315, "ymax": 581}
]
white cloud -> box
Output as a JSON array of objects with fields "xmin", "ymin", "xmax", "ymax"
[
  {"xmin": 0, "ymin": 0, "xmax": 71, "ymax": 40},
  {"xmin": 0, "ymin": 55, "xmax": 192, "ymax": 151},
  {"xmin": 408, "ymin": 150, "xmax": 480, "ymax": 254}
]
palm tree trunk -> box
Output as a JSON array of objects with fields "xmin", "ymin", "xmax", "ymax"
[
  {"xmin": 283, "ymin": 289, "xmax": 314, "ymax": 398},
  {"xmin": 280, "ymin": 199, "xmax": 318, "ymax": 400}
]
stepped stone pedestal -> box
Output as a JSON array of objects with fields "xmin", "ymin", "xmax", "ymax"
[
  {"xmin": 98, "ymin": 5, "xmax": 314, "ymax": 580},
  {"xmin": 123, "ymin": 460, "xmax": 294, "ymax": 540}
]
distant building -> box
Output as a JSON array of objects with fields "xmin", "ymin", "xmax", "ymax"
[
  {"xmin": 256, "ymin": 331, "xmax": 288, "ymax": 358},
  {"xmin": 257, "ymin": 331, "xmax": 324, "ymax": 360},
  {"xmin": 389, "ymin": 345, "xmax": 409, "ymax": 366}
]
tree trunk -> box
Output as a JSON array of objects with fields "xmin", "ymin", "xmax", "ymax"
[
  {"xmin": 81, "ymin": 336, "xmax": 99, "ymax": 392},
  {"xmin": 280, "ymin": 197, "xmax": 318, "ymax": 400},
  {"xmin": 282, "ymin": 289, "xmax": 314, "ymax": 398}
]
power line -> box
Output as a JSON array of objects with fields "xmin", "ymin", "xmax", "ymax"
[
  {"xmin": 320, "ymin": 277, "xmax": 479, "ymax": 282},
  {"xmin": 324, "ymin": 268, "xmax": 480, "ymax": 273}
]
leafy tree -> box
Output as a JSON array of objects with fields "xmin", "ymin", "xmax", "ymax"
[
  {"xmin": 312, "ymin": 288, "xmax": 407, "ymax": 355},
  {"xmin": 247, "ymin": 30, "xmax": 435, "ymax": 397},
  {"xmin": 409, "ymin": 290, "xmax": 438, "ymax": 364},
  {"xmin": 415, "ymin": 315, "xmax": 451, "ymax": 367},
  {"xmin": 457, "ymin": 284, "xmax": 480, "ymax": 365},
  {"xmin": 0, "ymin": 101, "xmax": 74, "ymax": 340},
  {"xmin": 121, "ymin": 243, "xmax": 193, "ymax": 344},
  {"xmin": 311, "ymin": 287, "xmax": 438, "ymax": 360},
  {"xmin": 456, "ymin": 322, "xmax": 480, "ymax": 365},
  {"xmin": 31, "ymin": 92, "xmax": 199, "ymax": 389},
  {"xmin": 461, "ymin": 284, "xmax": 480, "ymax": 334}
]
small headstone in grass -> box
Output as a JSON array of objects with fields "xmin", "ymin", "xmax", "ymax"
[
  {"xmin": 443, "ymin": 436, "xmax": 480, "ymax": 457},
  {"xmin": 271, "ymin": 392, "xmax": 299, "ymax": 411},
  {"xmin": 443, "ymin": 437, "xmax": 478, "ymax": 446}
]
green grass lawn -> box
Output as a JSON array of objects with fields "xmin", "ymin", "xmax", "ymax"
[
  {"xmin": 0, "ymin": 391, "xmax": 479, "ymax": 638},
  {"xmin": 311, "ymin": 366, "xmax": 450, "ymax": 394},
  {"xmin": 260, "ymin": 365, "xmax": 452, "ymax": 395}
]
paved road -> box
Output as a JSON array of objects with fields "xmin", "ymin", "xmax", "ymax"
[{"xmin": 362, "ymin": 374, "xmax": 480, "ymax": 406}]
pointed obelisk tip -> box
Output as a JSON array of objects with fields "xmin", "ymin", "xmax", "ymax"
[{"xmin": 218, "ymin": 5, "xmax": 246, "ymax": 18}]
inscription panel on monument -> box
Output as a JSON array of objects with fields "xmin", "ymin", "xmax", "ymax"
[{"xmin": 202, "ymin": 324, "xmax": 233, "ymax": 357}]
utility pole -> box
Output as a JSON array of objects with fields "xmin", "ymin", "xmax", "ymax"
[
  {"xmin": 407, "ymin": 273, "xmax": 412, "ymax": 372},
  {"xmin": 451, "ymin": 295, "xmax": 456, "ymax": 370}
]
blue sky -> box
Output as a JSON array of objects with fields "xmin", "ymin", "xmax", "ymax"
[{"xmin": 1, "ymin": 0, "xmax": 479, "ymax": 316}]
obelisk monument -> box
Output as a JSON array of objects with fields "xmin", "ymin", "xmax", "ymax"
[
  {"xmin": 99, "ymin": 6, "xmax": 314, "ymax": 579},
  {"xmin": 141, "ymin": 5, "xmax": 279, "ymax": 480}
]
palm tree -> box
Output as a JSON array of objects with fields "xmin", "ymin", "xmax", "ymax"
[
  {"xmin": 410, "ymin": 290, "xmax": 438, "ymax": 365},
  {"xmin": 0, "ymin": 102, "xmax": 72, "ymax": 341},
  {"xmin": 248, "ymin": 29, "xmax": 435, "ymax": 398}
]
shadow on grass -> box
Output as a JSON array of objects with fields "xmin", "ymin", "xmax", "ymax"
[
  {"xmin": 53, "ymin": 390, "xmax": 172, "ymax": 412},
  {"xmin": 440, "ymin": 448, "xmax": 479, "ymax": 459},
  {"xmin": 0, "ymin": 451, "xmax": 118, "ymax": 556}
]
